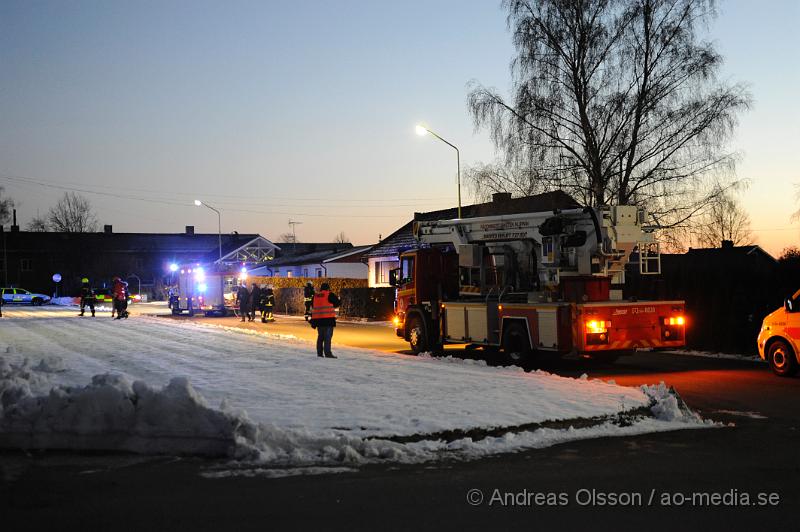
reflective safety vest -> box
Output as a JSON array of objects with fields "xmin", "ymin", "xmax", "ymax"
[{"xmin": 311, "ymin": 290, "xmax": 336, "ymax": 320}]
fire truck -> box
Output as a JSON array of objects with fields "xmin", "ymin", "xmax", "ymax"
[
  {"xmin": 173, "ymin": 264, "xmax": 243, "ymax": 317},
  {"xmin": 391, "ymin": 205, "xmax": 686, "ymax": 363}
]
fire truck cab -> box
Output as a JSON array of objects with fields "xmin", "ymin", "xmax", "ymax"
[
  {"xmin": 757, "ymin": 288, "xmax": 800, "ymax": 376},
  {"xmin": 391, "ymin": 205, "xmax": 686, "ymax": 364}
]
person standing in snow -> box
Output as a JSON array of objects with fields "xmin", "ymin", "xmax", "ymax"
[
  {"xmin": 78, "ymin": 277, "xmax": 96, "ymax": 317},
  {"xmin": 236, "ymin": 281, "xmax": 250, "ymax": 322},
  {"xmin": 248, "ymin": 282, "xmax": 260, "ymax": 322},
  {"xmin": 303, "ymin": 281, "xmax": 315, "ymax": 321},
  {"xmin": 309, "ymin": 282, "xmax": 340, "ymax": 358},
  {"xmin": 257, "ymin": 284, "xmax": 268, "ymax": 321},
  {"xmin": 112, "ymin": 277, "xmax": 129, "ymax": 320},
  {"xmin": 262, "ymin": 285, "xmax": 275, "ymax": 323}
]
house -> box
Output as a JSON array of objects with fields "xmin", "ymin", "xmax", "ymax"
[
  {"xmin": 0, "ymin": 224, "xmax": 279, "ymax": 298},
  {"xmin": 248, "ymin": 244, "xmax": 372, "ymax": 279},
  {"xmin": 364, "ymin": 191, "xmax": 581, "ymax": 287}
]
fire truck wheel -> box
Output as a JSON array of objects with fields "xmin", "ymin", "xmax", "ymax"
[
  {"xmin": 768, "ymin": 339, "xmax": 798, "ymax": 377},
  {"xmin": 502, "ymin": 322, "xmax": 532, "ymax": 366},
  {"xmin": 408, "ymin": 316, "xmax": 428, "ymax": 354}
]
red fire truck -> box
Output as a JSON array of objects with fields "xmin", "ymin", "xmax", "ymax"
[{"xmin": 391, "ymin": 205, "xmax": 685, "ymax": 364}]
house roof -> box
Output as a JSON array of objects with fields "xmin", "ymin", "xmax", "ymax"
[
  {"xmin": 365, "ymin": 190, "xmax": 581, "ymax": 258},
  {"xmin": 685, "ymin": 244, "xmax": 777, "ymax": 263},
  {"xmin": 322, "ymin": 245, "xmax": 373, "ymax": 263},
  {"xmin": 258, "ymin": 244, "xmax": 355, "ymax": 268}
]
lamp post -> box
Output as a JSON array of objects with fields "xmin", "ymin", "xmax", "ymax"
[
  {"xmin": 416, "ymin": 124, "xmax": 461, "ymax": 219},
  {"xmin": 194, "ymin": 200, "xmax": 222, "ymax": 262}
]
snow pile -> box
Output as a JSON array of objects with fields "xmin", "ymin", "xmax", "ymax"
[
  {"xmin": 0, "ymin": 354, "xmax": 712, "ymax": 467},
  {"xmin": 0, "ymin": 361, "xmax": 252, "ymax": 456},
  {"xmin": 641, "ymin": 382, "xmax": 703, "ymax": 423},
  {"xmin": 0, "ymin": 317, "xmax": 714, "ymax": 470},
  {"xmin": 50, "ymin": 297, "xmax": 79, "ymax": 306}
]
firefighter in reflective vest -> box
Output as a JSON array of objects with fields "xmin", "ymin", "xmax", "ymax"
[
  {"xmin": 262, "ymin": 286, "xmax": 275, "ymax": 323},
  {"xmin": 112, "ymin": 277, "xmax": 129, "ymax": 320},
  {"xmin": 303, "ymin": 281, "xmax": 315, "ymax": 321},
  {"xmin": 78, "ymin": 277, "xmax": 96, "ymax": 317},
  {"xmin": 309, "ymin": 282, "xmax": 341, "ymax": 358}
]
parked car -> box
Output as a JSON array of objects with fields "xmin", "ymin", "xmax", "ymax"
[
  {"xmin": 1, "ymin": 288, "xmax": 51, "ymax": 306},
  {"xmin": 757, "ymin": 288, "xmax": 800, "ymax": 376}
]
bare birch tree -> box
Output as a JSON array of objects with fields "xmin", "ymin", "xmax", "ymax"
[
  {"xmin": 47, "ymin": 192, "xmax": 98, "ymax": 232},
  {"xmin": 692, "ymin": 189, "xmax": 753, "ymax": 247},
  {"xmin": 468, "ymin": 0, "xmax": 750, "ymax": 229},
  {"xmin": 26, "ymin": 215, "xmax": 49, "ymax": 232},
  {"xmin": 0, "ymin": 186, "xmax": 13, "ymax": 225},
  {"xmin": 333, "ymin": 231, "xmax": 350, "ymax": 244}
]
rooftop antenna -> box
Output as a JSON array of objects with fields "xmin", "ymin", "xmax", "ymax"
[{"xmin": 288, "ymin": 219, "xmax": 302, "ymax": 251}]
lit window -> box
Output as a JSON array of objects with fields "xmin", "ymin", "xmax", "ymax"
[{"xmin": 20, "ymin": 259, "xmax": 33, "ymax": 272}]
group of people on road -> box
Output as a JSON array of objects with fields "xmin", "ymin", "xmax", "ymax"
[
  {"xmin": 235, "ymin": 280, "xmax": 342, "ymax": 358},
  {"xmin": 236, "ymin": 282, "xmax": 275, "ymax": 323},
  {"xmin": 78, "ymin": 276, "xmax": 130, "ymax": 320}
]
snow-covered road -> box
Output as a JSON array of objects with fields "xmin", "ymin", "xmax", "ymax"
[{"xmin": 0, "ymin": 314, "xmax": 710, "ymax": 469}]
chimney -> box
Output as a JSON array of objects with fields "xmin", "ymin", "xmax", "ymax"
[
  {"xmin": 721, "ymin": 240, "xmax": 734, "ymax": 249},
  {"xmin": 492, "ymin": 192, "xmax": 512, "ymax": 203},
  {"xmin": 104, "ymin": 225, "xmax": 113, "ymax": 234},
  {"xmin": 185, "ymin": 225, "xmax": 195, "ymax": 235},
  {"xmin": 11, "ymin": 209, "xmax": 19, "ymax": 232}
]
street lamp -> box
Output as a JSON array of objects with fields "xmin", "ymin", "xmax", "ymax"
[
  {"xmin": 416, "ymin": 124, "xmax": 461, "ymax": 218},
  {"xmin": 194, "ymin": 200, "xmax": 222, "ymax": 262}
]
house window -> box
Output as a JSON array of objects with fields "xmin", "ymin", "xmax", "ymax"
[
  {"xmin": 541, "ymin": 237, "xmax": 555, "ymax": 264},
  {"xmin": 303, "ymin": 268, "xmax": 309, "ymax": 277},
  {"xmin": 133, "ymin": 258, "xmax": 144, "ymax": 270},
  {"xmin": 287, "ymin": 271, "xmax": 293, "ymax": 278},
  {"xmin": 20, "ymin": 259, "xmax": 33, "ymax": 272},
  {"xmin": 316, "ymin": 269, "xmax": 323, "ymax": 278},
  {"xmin": 377, "ymin": 260, "xmax": 399, "ymax": 284},
  {"xmin": 274, "ymin": 269, "xmax": 280, "ymax": 276}
]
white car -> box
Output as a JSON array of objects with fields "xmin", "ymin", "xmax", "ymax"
[{"xmin": 1, "ymin": 288, "xmax": 52, "ymax": 306}]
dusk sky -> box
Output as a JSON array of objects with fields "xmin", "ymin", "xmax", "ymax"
[{"xmin": 1, "ymin": 0, "xmax": 798, "ymax": 254}]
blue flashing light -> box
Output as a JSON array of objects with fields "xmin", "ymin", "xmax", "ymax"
[
  {"xmin": 198, "ymin": 283, "xmax": 208, "ymax": 292},
  {"xmin": 169, "ymin": 263, "xmax": 179, "ymax": 272}
]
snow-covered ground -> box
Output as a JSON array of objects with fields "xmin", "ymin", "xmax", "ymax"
[{"xmin": 0, "ymin": 315, "xmax": 712, "ymax": 471}]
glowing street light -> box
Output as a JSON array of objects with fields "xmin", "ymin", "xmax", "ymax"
[
  {"xmin": 415, "ymin": 124, "xmax": 461, "ymax": 218},
  {"xmin": 194, "ymin": 200, "xmax": 222, "ymax": 262}
]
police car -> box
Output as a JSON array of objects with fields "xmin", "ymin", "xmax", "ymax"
[{"xmin": 1, "ymin": 288, "xmax": 51, "ymax": 306}]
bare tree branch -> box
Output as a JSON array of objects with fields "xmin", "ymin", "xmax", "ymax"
[
  {"xmin": 468, "ymin": 0, "xmax": 750, "ymax": 221},
  {"xmin": 47, "ymin": 192, "xmax": 98, "ymax": 232}
]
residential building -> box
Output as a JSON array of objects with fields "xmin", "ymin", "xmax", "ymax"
[
  {"xmin": 248, "ymin": 244, "xmax": 372, "ymax": 279},
  {"xmin": 0, "ymin": 224, "xmax": 278, "ymax": 298}
]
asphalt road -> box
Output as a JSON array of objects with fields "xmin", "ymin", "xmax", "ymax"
[{"xmin": 1, "ymin": 306, "xmax": 798, "ymax": 531}]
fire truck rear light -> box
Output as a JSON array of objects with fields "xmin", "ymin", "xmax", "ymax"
[
  {"xmin": 586, "ymin": 320, "xmax": 610, "ymax": 334},
  {"xmin": 664, "ymin": 316, "xmax": 686, "ymax": 326}
]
